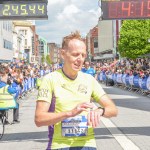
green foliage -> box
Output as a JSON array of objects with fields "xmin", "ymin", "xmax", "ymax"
[
  {"xmin": 46, "ymin": 55, "xmax": 52, "ymax": 65},
  {"xmin": 41, "ymin": 54, "xmax": 45, "ymax": 63},
  {"xmin": 118, "ymin": 20, "xmax": 150, "ymax": 59}
]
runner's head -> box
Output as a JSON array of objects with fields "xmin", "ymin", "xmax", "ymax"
[{"xmin": 61, "ymin": 31, "xmax": 87, "ymax": 77}]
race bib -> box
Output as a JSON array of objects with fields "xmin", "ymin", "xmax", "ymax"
[{"xmin": 61, "ymin": 115, "xmax": 88, "ymax": 137}]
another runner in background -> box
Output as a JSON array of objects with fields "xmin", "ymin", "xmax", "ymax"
[
  {"xmin": 81, "ymin": 60, "xmax": 96, "ymax": 77},
  {"xmin": 35, "ymin": 31, "xmax": 118, "ymax": 150}
]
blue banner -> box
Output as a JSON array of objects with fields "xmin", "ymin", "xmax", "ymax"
[
  {"xmin": 133, "ymin": 75, "xmax": 140, "ymax": 88},
  {"xmin": 141, "ymin": 77, "xmax": 148, "ymax": 90},
  {"xmin": 98, "ymin": 71, "xmax": 150, "ymax": 92},
  {"xmin": 125, "ymin": 74, "xmax": 130, "ymax": 86}
]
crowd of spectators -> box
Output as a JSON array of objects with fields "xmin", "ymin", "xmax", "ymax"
[
  {"xmin": 0, "ymin": 57, "xmax": 149, "ymax": 124},
  {"xmin": 0, "ymin": 62, "xmax": 53, "ymax": 124},
  {"xmin": 91, "ymin": 57, "xmax": 150, "ymax": 96},
  {"xmin": 95, "ymin": 57, "xmax": 150, "ymax": 79}
]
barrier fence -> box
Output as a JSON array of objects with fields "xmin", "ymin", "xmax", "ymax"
[{"xmin": 98, "ymin": 71, "xmax": 150, "ymax": 97}]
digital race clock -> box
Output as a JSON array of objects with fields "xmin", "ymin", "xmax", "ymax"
[
  {"xmin": 101, "ymin": 0, "xmax": 150, "ymax": 20},
  {"xmin": 0, "ymin": 0, "xmax": 48, "ymax": 20}
]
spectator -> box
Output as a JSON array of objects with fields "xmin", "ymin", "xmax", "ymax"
[
  {"xmin": 0, "ymin": 66, "xmax": 18, "ymax": 123},
  {"xmin": 81, "ymin": 60, "xmax": 96, "ymax": 77}
]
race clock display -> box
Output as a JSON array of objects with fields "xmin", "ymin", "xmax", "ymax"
[
  {"xmin": 101, "ymin": 0, "xmax": 150, "ymax": 20},
  {"xmin": 0, "ymin": 0, "xmax": 48, "ymax": 20}
]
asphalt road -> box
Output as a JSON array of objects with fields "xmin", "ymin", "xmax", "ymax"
[{"xmin": 96, "ymin": 84, "xmax": 150, "ymax": 150}]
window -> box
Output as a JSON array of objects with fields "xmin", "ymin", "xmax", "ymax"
[
  {"xmin": 25, "ymin": 30, "xmax": 27, "ymax": 35},
  {"xmin": 8, "ymin": 22, "xmax": 12, "ymax": 31},
  {"xmin": 94, "ymin": 38, "xmax": 98, "ymax": 48},
  {"xmin": 3, "ymin": 21, "xmax": 6, "ymax": 30},
  {"xmin": 3, "ymin": 21, "xmax": 12, "ymax": 31},
  {"xmin": 3, "ymin": 39, "xmax": 13, "ymax": 50},
  {"xmin": 25, "ymin": 39, "xmax": 27, "ymax": 45}
]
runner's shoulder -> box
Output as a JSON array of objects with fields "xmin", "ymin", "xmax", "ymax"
[
  {"xmin": 43, "ymin": 69, "xmax": 62, "ymax": 79},
  {"xmin": 79, "ymin": 71, "xmax": 95, "ymax": 80}
]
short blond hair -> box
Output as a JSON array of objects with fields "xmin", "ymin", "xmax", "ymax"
[{"xmin": 62, "ymin": 31, "xmax": 85, "ymax": 49}]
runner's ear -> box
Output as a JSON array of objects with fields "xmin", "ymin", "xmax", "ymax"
[{"xmin": 60, "ymin": 49, "xmax": 65, "ymax": 60}]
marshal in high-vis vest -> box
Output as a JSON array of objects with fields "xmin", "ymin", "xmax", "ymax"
[{"xmin": 0, "ymin": 85, "xmax": 17, "ymax": 110}]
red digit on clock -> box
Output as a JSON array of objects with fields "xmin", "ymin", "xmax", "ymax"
[
  {"xmin": 122, "ymin": 2, "xmax": 131, "ymax": 17},
  {"xmin": 148, "ymin": 1, "xmax": 150, "ymax": 17},
  {"xmin": 140, "ymin": 1, "xmax": 144, "ymax": 16},
  {"xmin": 109, "ymin": 2, "xmax": 117, "ymax": 18}
]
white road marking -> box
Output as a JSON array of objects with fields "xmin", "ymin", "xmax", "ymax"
[
  {"xmin": 109, "ymin": 94, "xmax": 138, "ymax": 99},
  {"xmin": 98, "ymin": 84, "xmax": 141, "ymax": 149},
  {"xmin": 101, "ymin": 117, "xmax": 140, "ymax": 150}
]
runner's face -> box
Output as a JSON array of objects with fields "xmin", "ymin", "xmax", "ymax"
[
  {"xmin": 63, "ymin": 39, "xmax": 87, "ymax": 73},
  {"xmin": 84, "ymin": 62, "xmax": 90, "ymax": 69}
]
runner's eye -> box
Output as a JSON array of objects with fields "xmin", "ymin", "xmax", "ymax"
[{"xmin": 82, "ymin": 54, "xmax": 87, "ymax": 58}]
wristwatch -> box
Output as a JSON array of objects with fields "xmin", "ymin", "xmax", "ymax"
[{"xmin": 98, "ymin": 107, "xmax": 105, "ymax": 116}]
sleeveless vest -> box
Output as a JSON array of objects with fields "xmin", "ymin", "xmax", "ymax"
[
  {"xmin": 36, "ymin": 78, "xmax": 42, "ymax": 87},
  {"xmin": 0, "ymin": 85, "xmax": 17, "ymax": 110}
]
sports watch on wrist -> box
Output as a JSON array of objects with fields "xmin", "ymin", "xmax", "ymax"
[{"xmin": 98, "ymin": 107, "xmax": 105, "ymax": 116}]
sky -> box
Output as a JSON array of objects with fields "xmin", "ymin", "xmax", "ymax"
[{"xmin": 36, "ymin": 0, "xmax": 101, "ymax": 45}]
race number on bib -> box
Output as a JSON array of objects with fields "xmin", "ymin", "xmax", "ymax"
[{"xmin": 62, "ymin": 115, "xmax": 88, "ymax": 137}]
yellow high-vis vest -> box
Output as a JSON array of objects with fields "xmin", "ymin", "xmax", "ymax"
[
  {"xmin": 36, "ymin": 78, "xmax": 42, "ymax": 87},
  {"xmin": 0, "ymin": 85, "xmax": 17, "ymax": 110}
]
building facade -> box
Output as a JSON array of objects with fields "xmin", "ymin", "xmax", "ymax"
[
  {"xmin": 0, "ymin": 21, "xmax": 13, "ymax": 62},
  {"xmin": 13, "ymin": 22, "xmax": 25, "ymax": 61},
  {"xmin": 48, "ymin": 43, "xmax": 60, "ymax": 64},
  {"xmin": 13, "ymin": 21, "xmax": 35, "ymax": 63},
  {"xmin": 86, "ymin": 25, "xmax": 98, "ymax": 61},
  {"xmin": 39, "ymin": 36, "xmax": 48, "ymax": 64},
  {"xmin": 95, "ymin": 20, "xmax": 114, "ymax": 60}
]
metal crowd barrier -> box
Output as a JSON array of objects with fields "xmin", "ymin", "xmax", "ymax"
[{"xmin": 98, "ymin": 72, "xmax": 150, "ymax": 97}]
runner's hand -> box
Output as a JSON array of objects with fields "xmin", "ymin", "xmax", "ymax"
[
  {"xmin": 87, "ymin": 108, "xmax": 103, "ymax": 128},
  {"xmin": 67, "ymin": 102, "xmax": 94, "ymax": 117}
]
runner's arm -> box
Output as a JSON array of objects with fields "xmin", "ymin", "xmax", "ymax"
[
  {"xmin": 35, "ymin": 101, "xmax": 94, "ymax": 127},
  {"xmin": 98, "ymin": 94, "xmax": 118, "ymax": 118}
]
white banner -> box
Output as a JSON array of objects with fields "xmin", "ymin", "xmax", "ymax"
[
  {"xmin": 138, "ymin": 78, "xmax": 143, "ymax": 88},
  {"xmin": 129, "ymin": 75, "xmax": 134, "ymax": 85},
  {"xmin": 116, "ymin": 74, "xmax": 122, "ymax": 83},
  {"xmin": 122, "ymin": 74, "xmax": 126, "ymax": 84},
  {"xmin": 100, "ymin": 73, "xmax": 103, "ymax": 81},
  {"xmin": 146, "ymin": 76, "xmax": 150, "ymax": 90}
]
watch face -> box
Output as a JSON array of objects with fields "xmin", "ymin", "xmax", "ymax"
[{"xmin": 99, "ymin": 107, "xmax": 105, "ymax": 116}]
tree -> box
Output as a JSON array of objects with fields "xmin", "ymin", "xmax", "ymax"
[
  {"xmin": 118, "ymin": 20, "xmax": 150, "ymax": 59},
  {"xmin": 41, "ymin": 54, "xmax": 45, "ymax": 64},
  {"xmin": 46, "ymin": 55, "xmax": 52, "ymax": 65}
]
